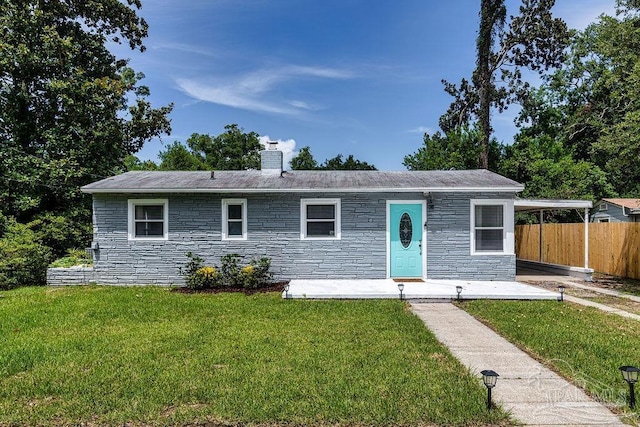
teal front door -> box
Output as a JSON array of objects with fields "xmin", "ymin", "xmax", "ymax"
[{"xmin": 390, "ymin": 203, "xmax": 423, "ymax": 277}]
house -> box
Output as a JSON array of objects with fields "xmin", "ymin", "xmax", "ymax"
[
  {"xmin": 77, "ymin": 146, "xmax": 524, "ymax": 285},
  {"xmin": 591, "ymin": 199, "xmax": 640, "ymax": 223}
]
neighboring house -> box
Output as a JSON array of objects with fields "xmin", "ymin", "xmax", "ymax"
[
  {"xmin": 591, "ymin": 199, "xmax": 640, "ymax": 223},
  {"xmin": 79, "ymin": 146, "xmax": 524, "ymax": 285}
]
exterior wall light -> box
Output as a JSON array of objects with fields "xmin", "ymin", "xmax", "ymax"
[
  {"xmin": 480, "ymin": 369, "xmax": 499, "ymax": 410},
  {"xmin": 397, "ymin": 283, "xmax": 405, "ymax": 300},
  {"xmin": 456, "ymin": 285, "xmax": 463, "ymax": 301},
  {"xmin": 620, "ymin": 365, "xmax": 639, "ymax": 408},
  {"xmin": 558, "ymin": 285, "xmax": 565, "ymax": 302}
]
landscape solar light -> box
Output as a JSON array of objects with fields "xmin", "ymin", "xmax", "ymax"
[
  {"xmin": 398, "ymin": 283, "xmax": 405, "ymax": 300},
  {"xmin": 558, "ymin": 285, "xmax": 565, "ymax": 302},
  {"xmin": 480, "ymin": 370, "xmax": 499, "ymax": 410},
  {"xmin": 619, "ymin": 365, "xmax": 640, "ymax": 408},
  {"xmin": 456, "ymin": 285, "xmax": 463, "ymax": 301},
  {"xmin": 284, "ymin": 283, "xmax": 290, "ymax": 299}
]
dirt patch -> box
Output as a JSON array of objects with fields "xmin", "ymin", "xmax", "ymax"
[{"xmin": 172, "ymin": 281, "xmax": 289, "ymax": 295}]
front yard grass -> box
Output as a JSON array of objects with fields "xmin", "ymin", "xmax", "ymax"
[
  {"xmin": 462, "ymin": 300, "xmax": 638, "ymax": 420},
  {"xmin": 0, "ymin": 287, "xmax": 509, "ymax": 426}
]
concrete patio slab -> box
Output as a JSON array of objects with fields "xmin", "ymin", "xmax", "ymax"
[
  {"xmin": 411, "ymin": 302, "xmax": 625, "ymax": 426},
  {"xmin": 283, "ymin": 278, "xmax": 560, "ymax": 300}
]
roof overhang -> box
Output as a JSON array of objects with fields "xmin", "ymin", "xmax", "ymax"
[
  {"xmin": 82, "ymin": 185, "xmax": 525, "ymax": 194},
  {"xmin": 514, "ymin": 199, "xmax": 593, "ymax": 213}
]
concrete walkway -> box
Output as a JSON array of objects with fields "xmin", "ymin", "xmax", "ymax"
[{"xmin": 411, "ymin": 303, "xmax": 626, "ymax": 426}]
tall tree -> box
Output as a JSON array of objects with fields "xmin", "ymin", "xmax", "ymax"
[
  {"xmin": 289, "ymin": 146, "xmax": 319, "ymax": 170},
  {"xmin": 403, "ymin": 126, "xmax": 503, "ymax": 171},
  {"xmin": 441, "ymin": 0, "xmax": 569, "ymax": 168},
  {"xmin": 0, "ymin": 0, "xmax": 173, "ymax": 223},
  {"xmin": 187, "ymin": 124, "xmax": 262, "ymax": 170},
  {"xmin": 289, "ymin": 146, "xmax": 376, "ymax": 170},
  {"xmin": 505, "ymin": 0, "xmax": 640, "ymax": 198}
]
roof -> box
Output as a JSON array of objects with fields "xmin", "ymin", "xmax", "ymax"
[
  {"xmin": 514, "ymin": 199, "xmax": 593, "ymax": 212},
  {"xmin": 81, "ymin": 169, "xmax": 524, "ymax": 194},
  {"xmin": 601, "ymin": 198, "xmax": 640, "ymax": 210}
]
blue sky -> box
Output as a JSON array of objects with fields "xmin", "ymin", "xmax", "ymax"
[{"xmin": 117, "ymin": 0, "xmax": 615, "ymax": 170}]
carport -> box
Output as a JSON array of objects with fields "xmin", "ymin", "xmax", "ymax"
[{"xmin": 514, "ymin": 199, "xmax": 594, "ymax": 280}]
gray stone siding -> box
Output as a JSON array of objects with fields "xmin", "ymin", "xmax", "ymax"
[
  {"xmin": 47, "ymin": 267, "xmax": 96, "ymax": 285},
  {"xmin": 426, "ymin": 192, "xmax": 516, "ymax": 280},
  {"xmin": 89, "ymin": 191, "xmax": 516, "ymax": 285}
]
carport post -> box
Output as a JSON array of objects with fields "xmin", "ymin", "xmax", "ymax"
[
  {"xmin": 539, "ymin": 210, "xmax": 544, "ymax": 263},
  {"xmin": 584, "ymin": 207, "xmax": 589, "ymax": 269}
]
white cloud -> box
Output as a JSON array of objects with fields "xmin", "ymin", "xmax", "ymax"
[
  {"xmin": 259, "ymin": 136, "xmax": 297, "ymax": 170},
  {"xmin": 152, "ymin": 42, "xmax": 218, "ymax": 58},
  {"xmin": 175, "ymin": 65, "xmax": 355, "ymax": 116},
  {"xmin": 407, "ymin": 126, "xmax": 434, "ymax": 134}
]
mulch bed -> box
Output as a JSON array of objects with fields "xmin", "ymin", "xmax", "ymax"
[{"xmin": 172, "ymin": 281, "xmax": 289, "ymax": 295}]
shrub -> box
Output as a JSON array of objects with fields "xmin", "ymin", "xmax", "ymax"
[
  {"xmin": 220, "ymin": 253, "xmax": 242, "ymax": 287},
  {"xmin": 180, "ymin": 253, "xmax": 273, "ymax": 290},
  {"xmin": 248, "ymin": 257, "xmax": 272, "ymax": 287},
  {"xmin": 0, "ymin": 217, "xmax": 53, "ymax": 289},
  {"xmin": 50, "ymin": 248, "xmax": 93, "ymax": 268}
]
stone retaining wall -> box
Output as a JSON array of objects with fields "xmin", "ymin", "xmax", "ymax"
[{"xmin": 47, "ymin": 267, "xmax": 96, "ymax": 285}]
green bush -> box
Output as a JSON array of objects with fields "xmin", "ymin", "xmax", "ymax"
[
  {"xmin": 180, "ymin": 253, "xmax": 273, "ymax": 290},
  {"xmin": 49, "ymin": 248, "xmax": 93, "ymax": 268},
  {"xmin": 242, "ymin": 257, "xmax": 272, "ymax": 289},
  {"xmin": 0, "ymin": 216, "xmax": 53, "ymax": 289},
  {"xmin": 220, "ymin": 253, "xmax": 242, "ymax": 287}
]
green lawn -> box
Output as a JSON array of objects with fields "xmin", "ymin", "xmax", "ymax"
[
  {"xmin": 0, "ymin": 287, "xmax": 509, "ymax": 426},
  {"xmin": 462, "ymin": 300, "xmax": 639, "ymax": 419}
]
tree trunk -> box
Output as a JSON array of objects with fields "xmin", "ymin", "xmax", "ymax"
[{"xmin": 476, "ymin": 0, "xmax": 502, "ymax": 169}]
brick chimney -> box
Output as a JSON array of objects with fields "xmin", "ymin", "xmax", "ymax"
[{"xmin": 261, "ymin": 141, "xmax": 283, "ymax": 176}]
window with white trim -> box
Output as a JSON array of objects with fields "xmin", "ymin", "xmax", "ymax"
[
  {"xmin": 599, "ymin": 202, "xmax": 608, "ymax": 211},
  {"xmin": 128, "ymin": 199, "xmax": 168, "ymax": 240},
  {"xmin": 222, "ymin": 199, "xmax": 247, "ymax": 240},
  {"xmin": 301, "ymin": 198, "xmax": 341, "ymax": 239},
  {"xmin": 470, "ymin": 200, "xmax": 514, "ymax": 255}
]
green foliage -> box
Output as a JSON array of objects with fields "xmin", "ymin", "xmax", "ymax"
[
  {"xmin": 180, "ymin": 253, "xmax": 272, "ymax": 290},
  {"xmin": 157, "ymin": 141, "xmax": 207, "ymax": 171},
  {"xmin": 505, "ymin": 3, "xmax": 640, "ymax": 199},
  {"xmin": 403, "ymin": 126, "xmax": 503, "ymax": 171},
  {"xmin": 0, "ymin": 0, "xmax": 172, "ymax": 286},
  {"xmin": 289, "ymin": 146, "xmax": 319, "ymax": 170},
  {"xmin": 441, "ymin": 0, "xmax": 569, "ymax": 168},
  {"xmin": 0, "ymin": 286, "xmax": 510, "ymax": 426},
  {"xmin": 219, "ymin": 253, "xmax": 243, "ymax": 287},
  {"xmin": 188, "ymin": 124, "xmax": 262, "ymax": 170},
  {"xmin": 0, "ymin": 216, "xmax": 52, "ymax": 288},
  {"xmin": 240, "ymin": 257, "xmax": 273, "ymax": 289},
  {"xmin": 0, "ymin": 1, "xmax": 172, "ymax": 221},
  {"xmin": 290, "ymin": 146, "xmax": 377, "ymax": 170},
  {"xmin": 49, "ymin": 248, "xmax": 93, "ymax": 268}
]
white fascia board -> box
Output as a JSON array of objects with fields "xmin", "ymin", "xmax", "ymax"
[
  {"xmin": 514, "ymin": 199, "xmax": 593, "ymax": 210},
  {"xmin": 82, "ymin": 185, "xmax": 524, "ymax": 194}
]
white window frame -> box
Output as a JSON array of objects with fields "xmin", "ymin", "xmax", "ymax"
[
  {"xmin": 597, "ymin": 217, "xmax": 610, "ymax": 223},
  {"xmin": 470, "ymin": 199, "xmax": 514, "ymax": 255},
  {"xmin": 128, "ymin": 199, "xmax": 168, "ymax": 241},
  {"xmin": 222, "ymin": 199, "xmax": 247, "ymax": 240},
  {"xmin": 599, "ymin": 202, "xmax": 608, "ymax": 211},
  {"xmin": 300, "ymin": 198, "xmax": 341, "ymax": 240}
]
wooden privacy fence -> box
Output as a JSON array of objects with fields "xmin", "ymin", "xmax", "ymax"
[{"xmin": 516, "ymin": 223, "xmax": 640, "ymax": 279}]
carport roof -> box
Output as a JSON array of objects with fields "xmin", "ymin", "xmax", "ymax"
[{"xmin": 514, "ymin": 199, "xmax": 593, "ymax": 212}]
